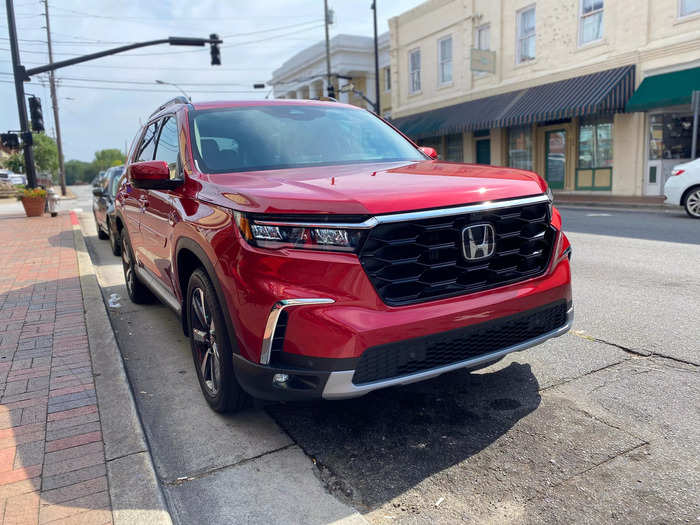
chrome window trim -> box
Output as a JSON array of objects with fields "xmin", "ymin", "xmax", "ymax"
[
  {"xmin": 260, "ymin": 298, "xmax": 335, "ymax": 365},
  {"xmin": 321, "ymin": 305, "xmax": 573, "ymax": 399},
  {"xmin": 252, "ymin": 194, "xmax": 550, "ymax": 230}
]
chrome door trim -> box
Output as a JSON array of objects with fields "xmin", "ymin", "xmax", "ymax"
[
  {"xmin": 260, "ymin": 298, "xmax": 335, "ymax": 365},
  {"xmin": 321, "ymin": 306, "xmax": 573, "ymax": 399},
  {"xmin": 252, "ymin": 194, "xmax": 550, "ymax": 230}
]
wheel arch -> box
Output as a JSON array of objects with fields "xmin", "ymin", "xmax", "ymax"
[
  {"xmin": 174, "ymin": 237, "xmax": 239, "ymax": 355},
  {"xmin": 680, "ymin": 184, "xmax": 700, "ymax": 206}
]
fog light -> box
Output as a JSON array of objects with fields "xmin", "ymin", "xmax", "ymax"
[{"xmin": 273, "ymin": 373, "xmax": 289, "ymax": 385}]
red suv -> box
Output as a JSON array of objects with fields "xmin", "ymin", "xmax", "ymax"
[{"xmin": 115, "ymin": 98, "xmax": 572, "ymax": 412}]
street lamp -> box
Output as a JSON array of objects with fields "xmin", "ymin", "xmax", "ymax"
[{"xmin": 155, "ymin": 80, "xmax": 191, "ymax": 101}]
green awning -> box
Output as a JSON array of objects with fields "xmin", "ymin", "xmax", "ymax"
[{"xmin": 625, "ymin": 66, "xmax": 700, "ymax": 113}]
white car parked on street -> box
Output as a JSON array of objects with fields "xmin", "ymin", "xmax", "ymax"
[
  {"xmin": 0, "ymin": 169, "xmax": 27, "ymax": 186},
  {"xmin": 664, "ymin": 158, "xmax": 700, "ymax": 218}
]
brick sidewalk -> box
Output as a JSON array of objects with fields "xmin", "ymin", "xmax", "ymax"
[{"xmin": 0, "ymin": 213, "xmax": 112, "ymax": 525}]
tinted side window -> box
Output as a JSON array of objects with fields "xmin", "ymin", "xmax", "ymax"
[
  {"xmin": 137, "ymin": 121, "xmax": 159, "ymax": 162},
  {"xmin": 154, "ymin": 116, "xmax": 180, "ymax": 179}
]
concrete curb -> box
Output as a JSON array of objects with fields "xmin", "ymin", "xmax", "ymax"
[{"xmin": 71, "ymin": 212, "xmax": 173, "ymax": 525}]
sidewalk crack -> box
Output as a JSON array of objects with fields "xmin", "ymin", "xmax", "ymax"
[{"xmin": 161, "ymin": 443, "xmax": 296, "ymax": 486}]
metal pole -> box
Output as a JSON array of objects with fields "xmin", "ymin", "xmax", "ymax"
[
  {"xmin": 6, "ymin": 0, "xmax": 37, "ymax": 188},
  {"xmin": 155, "ymin": 80, "xmax": 191, "ymax": 101},
  {"xmin": 43, "ymin": 0, "xmax": 66, "ymax": 196},
  {"xmin": 324, "ymin": 0, "xmax": 332, "ymax": 97},
  {"xmin": 692, "ymin": 90, "xmax": 699, "ymax": 160},
  {"xmin": 371, "ymin": 1, "xmax": 380, "ymax": 114}
]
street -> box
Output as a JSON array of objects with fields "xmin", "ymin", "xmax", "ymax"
[{"xmin": 70, "ymin": 184, "xmax": 699, "ymax": 524}]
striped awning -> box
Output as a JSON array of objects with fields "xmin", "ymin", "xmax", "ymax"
[{"xmin": 391, "ymin": 65, "xmax": 635, "ymax": 139}]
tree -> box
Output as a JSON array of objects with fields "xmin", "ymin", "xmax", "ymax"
[
  {"xmin": 3, "ymin": 134, "xmax": 59, "ymax": 181},
  {"xmin": 65, "ymin": 159, "xmax": 96, "ymax": 185},
  {"xmin": 92, "ymin": 149, "xmax": 125, "ymax": 172}
]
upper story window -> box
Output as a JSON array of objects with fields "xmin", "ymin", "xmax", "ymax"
[
  {"xmin": 438, "ymin": 36, "xmax": 453, "ymax": 85},
  {"xmin": 384, "ymin": 66, "xmax": 391, "ymax": 92},
  {"xmin": 516, "ymin": 6, "xmax": 536, "ymax": 64},
  {"xmin": 580, "ymin": 0, "xmax": 604, "ymax": 45},
  {"xmin": 475, "ymin": 24, "xmax": 490, "ymax": 50},
  {"xmin": 409, "ymin": 48, "xmax": 421, "ymax": 93},
  {"xmin": 680, "ymin": 0, "xmax": 700, "ymax": 16}
]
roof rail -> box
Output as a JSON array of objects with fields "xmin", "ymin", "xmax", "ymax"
[
  {"xmin": 312, "ymin": 96, "xmax": 338, "ymax": 102},
  {"xmin": 149, "ymin": 96, "xmax": 189, "ymax": 118}
]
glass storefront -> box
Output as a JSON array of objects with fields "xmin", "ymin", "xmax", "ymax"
[
  {"xmin": 445, "ymin": 133, "xmax": 463, "ymax": 162},
  {"xmin": 578, "ymin": 117, "xmax": 613, "ymax": 168},
  {"xmin": 648, "ymin": 113, "xmax": 700, "ymax": 160},
  {"xmin": 508, "ymin": 126, "xmax": 533, "ymax": 170}
]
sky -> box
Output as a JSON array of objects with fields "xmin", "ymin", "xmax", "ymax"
[{"xmin": 1, "ymin": 0, "xmax": 423, "ymax": 162}]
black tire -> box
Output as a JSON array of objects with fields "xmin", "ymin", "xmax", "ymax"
[
  {"xmin": 108, "ymin": 219, "xmax": 121, "ymax": 256},
  {"xmin": 187, "ymin": 268, "xmax": 247, "ymax": 413},
  {"xmin": 95, "ymin": 214, "xmax": 108, "ymax": 239},
  {"xmin": 683, "ymin": 186, "xmax": 700, "ymax": 219},
  {"xmin": 121, "ymin": 229, "xmax": 154, "ymax": 304}
]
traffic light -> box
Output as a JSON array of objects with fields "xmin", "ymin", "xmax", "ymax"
[
  {"xmin": 0, "ymin": 133, "xmax": 20, "ymax": 149},
  {"xmin": 210, "ymin": 34, "xmax": 221, "ymax": 66},
  {"xmin": 28, "ymin": 96, "xmax": 44, "ymax": 133}
]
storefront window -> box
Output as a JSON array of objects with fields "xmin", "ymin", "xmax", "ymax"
[
  {"xmin": 648, "ymin": 113, "xmax": 699, "ymax": 160},
  {"xmin": 445, "ymin": 134, "xmax": 463, "ymax": 162},
  {"xmin": 578, "ymin": 117, "xmax": 613, "ymax": 168},
  {"xmin": 508, "ymin": 126, "xmax": 533, "ymax": 170}
]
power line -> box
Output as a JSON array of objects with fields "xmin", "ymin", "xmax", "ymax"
[
  {"xmin": 48, "ymin": 6, "xmax": 319, "ymax": 22},
  {"xmin": 0, "ymin": 79, "xmax": 265, "ymax": 94},
  {"xmin": 0, "ymin": 61, "xmax": 271, "ymax": 72}
]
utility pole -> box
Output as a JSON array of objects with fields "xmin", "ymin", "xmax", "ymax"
[
  {"xmin": 371, "ymin": 1, "xmax": 380, "ymax": 115},
  {"xmin": 43, "ymin": 0, "xmax": 66, "ymax": 196},
  {"xmin": 324, "ymin": 0, "xmax": 333, "ymax": 98},
  {"xmin": 6, "ymin": 0, "xmax": 38, "ymax": 188}
]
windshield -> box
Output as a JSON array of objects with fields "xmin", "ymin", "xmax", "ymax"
[{"xmin": 189, "ymin": 105, "xmax": 425, "ymax": 173}]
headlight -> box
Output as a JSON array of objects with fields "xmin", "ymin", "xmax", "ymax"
[{"xmin": 234, "ymin": 212, "xmax": 366, "ymax": 253}]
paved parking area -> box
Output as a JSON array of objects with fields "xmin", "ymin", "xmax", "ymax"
[{"xmin": 75, "ymin": 182, "xmax": 698, "ymax": 525}]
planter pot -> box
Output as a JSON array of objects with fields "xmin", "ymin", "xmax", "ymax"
[{"xmin": 20, "ymin": 197, "xmax": 46, "ymax": 217}]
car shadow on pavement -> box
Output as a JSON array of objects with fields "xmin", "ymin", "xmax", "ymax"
[{"xmin": 266, "ymin": 361, "xmax": 540, "ymax": 512}]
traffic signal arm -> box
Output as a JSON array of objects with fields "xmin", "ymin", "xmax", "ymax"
[{"xmin": 24, "ymin": 36, "xmax": 222, "ymax": 78}]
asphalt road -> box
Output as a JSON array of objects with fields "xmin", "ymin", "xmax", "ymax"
[{"xmin": 73, "ymin": 184, "xmax": 699, "ymax": 524}]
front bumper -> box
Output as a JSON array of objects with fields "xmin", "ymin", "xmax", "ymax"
[{"xmin": 232, "ymin": 302, "xmax": 573, "ymax": 401}]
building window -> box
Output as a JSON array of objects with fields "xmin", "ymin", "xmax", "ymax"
[
  {"xmin": 438, "ymin": 36, "xmax": 453, "ymax": 85},
  {"xmin": 579, "ymin": 117, "xmax": 613, "ymax": 168},
  {"xmin": 475, "ymin": 24, "xmax": 490, "ymax": 50},
  {"xmin": 418, "ymin": 136, "xmax": 442, "ymax": 158},
  {"xmin": 680, "ymin": 0, "xmax": 700, "ymax": 17},
  {"xmin": 409, "ymin": 49, "xmax": 421, "ymax": 93},
  {"xmin": 383, "ymin": 66, "xmax": 391, "ymax": 92},
  {"xmin": 516, "ymin": 6, "xmax": 536, "ymax": 63},
  {"xmin": 508, "ymin": 126, "xmax": 533, "ymax": 171},
  {"xmin": 580, "ymin": 0, "xmax": 604, "ymax": 45},
  {"xmin": 648, "ymin": 113, "xmax": 700, "ymax": 160},
  {"xmin": 445, "ymin": 133, "xmax": 463, "ymax": 162}
]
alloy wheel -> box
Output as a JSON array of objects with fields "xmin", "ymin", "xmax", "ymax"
[
  {"xmin": 190, "ymin": 287, "xmax": 221, "ymax": 395},
  {"xmin": 121, "ymin": 237, "xmax": 135, "ymax": 295},
  {"xmin": 686, "ymin": 189, "xmax": 700, "ymax": 218}
]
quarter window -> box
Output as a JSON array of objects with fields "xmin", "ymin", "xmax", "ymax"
[
  {"xmin": 580, "ymin": 0, "xmax": 604, "ymax": 45},
  {"xmin": 680, "ymin": 0, "xmax": 700, "ymax": 16},
  {"xmin": 136, "ymin": 121, "xmax": 159, "ymax": 162},
  {"xmin": 438, "ymin": 36, "xmax": 453, "ymax": 85},
  {"xmin": 409, "ymin": 49, "xmax": 421, "ymax": 93},
  {"xmin": 154, "ymin": 116, "xmax": 180, "ymax": 179},
  {"xmin": 517, "ymin": 6, "xmax": 536, "ymax": 63}
]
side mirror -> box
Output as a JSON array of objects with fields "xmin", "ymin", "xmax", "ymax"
[
  {"xmin": 419, "ymin": 147, "xmax": 438, "ymax": 160},
  {"xmin": 92, "ymin": 187, "xmax": 104, "ymax": 197},
  {"xmin": 128, "ymin": 161, "xmax": 181, "ymax": 190}
]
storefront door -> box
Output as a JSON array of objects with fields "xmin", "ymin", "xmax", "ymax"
[
  {"xmin": 476, "ymin": 139, "xmax": 491, "ymax": 164},
  {"xmin": 545, "ymin": 130, "xmax": 566, "ymax": 189}
]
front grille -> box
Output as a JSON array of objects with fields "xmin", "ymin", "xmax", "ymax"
[
  {"xmin": 358, "ymin": 200, "xmax": 556, "ymax": 306},
  {"xmin": 352, "ymin": 301, "xmax": 568, "ymax": 385}
]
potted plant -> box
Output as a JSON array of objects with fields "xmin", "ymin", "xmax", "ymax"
[{"xmin": 16, "ymin": 187, "xmax": 47, "ymax": 217}]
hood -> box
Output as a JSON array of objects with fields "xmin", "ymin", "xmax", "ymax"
[{"xmin": 197, "ymin": 160, "xmax": 548, "ymax": 216}]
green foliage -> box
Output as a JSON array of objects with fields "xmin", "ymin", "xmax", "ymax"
[
  {"xmin": 92, "ymin": 149, "xmax": 126, "ymax": 172},
  {"xmin": 5, "ymin": 153, "xmax": 24, "ymax": 174},
  {"xmin": 32, "ymin": 134, "xmax": 58, "ymax": 181}
]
